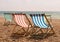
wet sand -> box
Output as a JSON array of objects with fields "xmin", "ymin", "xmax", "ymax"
[{"xmin": 0, "ymin": 17, "xmax": 60, "ymax": 42}]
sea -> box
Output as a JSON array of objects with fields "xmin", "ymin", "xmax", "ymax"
[{"xmin": 0, "ymin": 11, "xmax": 60, "ymax": 19}]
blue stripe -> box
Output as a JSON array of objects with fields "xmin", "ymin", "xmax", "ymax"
[
  {"xmin": 31, "ymin": 15, "xmax": 49, "ymax": 28},
  {"xmin": 42, "ymin": 16, "xmax": 48, "ymax": 27},
  {"xmin": 35, "ymin": 15, "xmax": 40, "ymax": 27},
  {"xmin": 33, "ymin": 16, "xmax": 38, "ymax": 26},
  {"xmin": 32, "ymin": 16, "xmax": 36, "ymax": 25},
  {"xmin": 42, "ymin": 16, "xmax": 48, "ymax": 28},
  {"xmin": 37, "ymin": 15, "xmax": 42, "ymax": 27},
  {"xmin": 40, "ymin": 16, "xmax": 45, "ymax": 28},
  {"xmin": 35, "ymin": 16, "xmax": 39, "ymax": 26},
  {"xmin": 41, "ymin": 16, "xmax": 48, "ymax": 28},
  {"xmin": 41, "ymin": 16, "xmax": 47, "ymax": 28}
]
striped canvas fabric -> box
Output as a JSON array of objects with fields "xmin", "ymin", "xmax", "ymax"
[
  {"xmin": 30, "ymin": 14, "xmax": 49, "ymax": 28},
  {"xmin": 13, "ymin": 14, "xmax": 29, "ymax": 27}
]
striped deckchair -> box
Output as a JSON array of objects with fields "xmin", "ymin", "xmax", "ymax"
[
  {"xmin": 30, "ymin": 14, "xmax": 55, "ymax": 37},
  {"xmin": 4, "ymin": 13, "xmax": 13, "ymax": 26},
  {"xmin": 12, "ymin": 13, "xmax": 33, "ymax": 36}
]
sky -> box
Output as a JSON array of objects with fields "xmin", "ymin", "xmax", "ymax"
[{"xmin": 0, "ymin": 0, "xmax": 60, "ymax": 11}]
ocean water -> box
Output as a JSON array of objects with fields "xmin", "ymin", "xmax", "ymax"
[{"xmin": 0, "ymin": 11, "xmax": 60, "ymax": 19}]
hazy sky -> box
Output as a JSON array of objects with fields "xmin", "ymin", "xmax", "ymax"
[{"xmin": 0, "ymin": 0, "xmax": 60, "ymax": 11}]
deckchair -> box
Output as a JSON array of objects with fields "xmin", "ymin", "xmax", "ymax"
[
  {"xmin": 12, "ymin": 13, "xmax": 34, "ymax": 36},
  {"xmin": 3, "ymin": 13, "xmax": 18, "ymax": 42},
  {"xmin": 4, "ymin": 13, "xmax": 13, "ymax": 26},
  {"xmin": 1, "ymin": 13, "xmax": 31, "ymax": 42},
  {"xmin": 29, "ymin": 14, "xmax": 55, "ymax": 37}
]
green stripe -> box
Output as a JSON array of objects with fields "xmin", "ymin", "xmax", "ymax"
[{"xmin": 4, "ymin": 14, "xmax": 12, "ymax": 21}]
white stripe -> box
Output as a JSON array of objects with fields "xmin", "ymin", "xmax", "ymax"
[{"xmin": 14, "ymin": 15, "xmax": 28, "ymax": 27}]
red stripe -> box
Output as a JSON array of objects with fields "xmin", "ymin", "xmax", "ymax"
[
  {"xmin": 22, "ymin": 15, "xmax": 28, "ymax": 27},
  {"xmin": 14, "ymin": 14, "xmax": 28, "ymax": 27}
]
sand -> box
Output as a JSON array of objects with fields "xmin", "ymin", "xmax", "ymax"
[{"xmin": 0, "ymin": 17, "xmax": 60, "ymax": 42}]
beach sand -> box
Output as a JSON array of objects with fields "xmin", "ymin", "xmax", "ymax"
[{"xmin": 0, "ymin": 17, "xmax": 60, "ymax": 42}]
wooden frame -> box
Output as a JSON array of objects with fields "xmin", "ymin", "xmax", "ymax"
[
  {"xmin": 12, "ymin": 13, "xmax": 33, "ymax": 36},
  {"xmin": 29, "ymin": 14, "xmax": 55, "ymax": 38}
]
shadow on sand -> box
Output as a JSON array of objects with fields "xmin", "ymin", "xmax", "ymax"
[
  {"xmin": 28, "ymin": 33, "xmax": 55, "ymax": 40},
  {"xmin": 10, "ymin": 33, "xmax": 55, "ymax": 41}
]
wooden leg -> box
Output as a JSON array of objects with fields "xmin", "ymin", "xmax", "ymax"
[
  {"xmin": 15, "ymin": 28, "xmax": 24, "ymax": 33},
  {"xmin": 33, "ymin": 28, "xmax": 43, "ymax": 35},
  {"xmin": 48, "ymin": 28, "xmax": 55, "ymax": 34},
  {"xmin": 29, "ymin": 27, "xmax": 36, "ymax": 35},
  {"xmin": 43, "ymin": 28, "xmax": 55, "ymax": 38},
  {"xmin": 11, "ymin": 25, "xmax": 16, "ymax": 34},
  {"xmin": 26, "ymin": 27, "xmax": 29, "ymax": 35},
  {"xmin": 22, "ymin": 28, "xmax": 26, "ymax": 33}
]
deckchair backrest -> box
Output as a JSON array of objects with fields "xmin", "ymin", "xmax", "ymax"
[
  {"xmin": 30, "ymin": 14, "xmax": 50, "ymax": 28},
  {"xmin": 4, "ymin": 13, "xmax": 12, "ymax": 22},
  {"xmin": 12, "ymin": 13, "xmax": 32, "ymax": 27}
]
